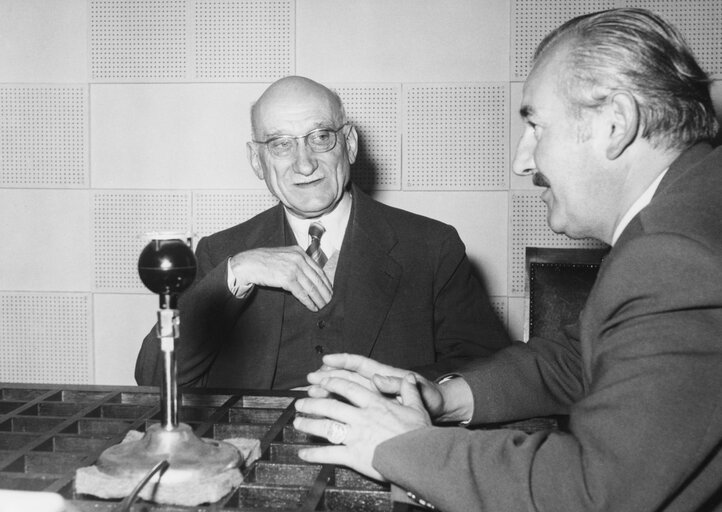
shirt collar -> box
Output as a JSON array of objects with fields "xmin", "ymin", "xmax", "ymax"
[
  {"xmin": 611, "ymin": 168, "xmax": 668, "ymax": 246},
  {"xmin": 285, "ymin": 191, "xmax": 352, "ymax": 254}
]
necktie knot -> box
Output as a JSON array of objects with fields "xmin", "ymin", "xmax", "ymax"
[
  {"xmin": 306, "ymin": 222, "xmax": 328, "ymax": 268},
  {"xmin": 308, "ymin": 222, "xmax": 325, "ymax": 241}
]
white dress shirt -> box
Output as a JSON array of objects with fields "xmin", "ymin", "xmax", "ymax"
[{"xmin": 611, "ymin": 168, "xmax": 668, "ymax": 246}]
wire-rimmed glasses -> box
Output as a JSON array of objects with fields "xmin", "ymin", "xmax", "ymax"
[{"xmin": 253, "ymin": 124, "xmax": 349, "ymax": 158}]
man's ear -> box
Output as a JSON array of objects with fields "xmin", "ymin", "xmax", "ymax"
[
  {"xmin": 345, "ymin": 125, "xmax": 359, "ymax": 165},
  {"xmin": 247, "ymin": 142, "xmax": 265, "ymax": 180},
  {"xmin": 606, "ymin": 91, "xmax": 640, "ymax": 160}
]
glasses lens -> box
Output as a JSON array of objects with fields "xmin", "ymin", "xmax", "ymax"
[
  {"xmin": 263, "ymin": 126, "xmax": 343, "ymax": 158},
  {"xmin": 267, "ymin": 137, "xmax": 295, "ymax": 157},
  {"xmin": 307, "ymin": 129, "xmax": 337, "ymax": 153}
]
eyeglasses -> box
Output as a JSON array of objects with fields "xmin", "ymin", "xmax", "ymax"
[{"xmin": 253, "ymin": 124, "xmax": 348, "ymax": 158}]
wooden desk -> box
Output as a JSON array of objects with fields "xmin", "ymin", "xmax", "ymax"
[{"xmin": 0, "ymin": 383, "xmax": 564, "ymax": 511}]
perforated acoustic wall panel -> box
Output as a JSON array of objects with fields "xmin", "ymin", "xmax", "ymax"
[
  {"xmin": 404, "ymin": 83, "xmax": 508, "ymax": 191},
  {"xmin": 93, "ymin": 192, "xmax": 192, "ymax": 292},
  {"xmin": 510, "ymin": 192, "xmax": 607, "ymax": 295},
  {"xmin": 90, "ymin": 0, "xmax": 187, "ymax": 81},
  {"xmin": 194, "ymin": 0, "xmax": 294, "ymax": 80},
  {"xmin": 193, "ymin": 190, "xmax": 279, "ymax": 239},
  {"xmin": 490, "ymin": 297, "xmax": 509, "ymax": 329},
  {"xmin": 625, "ymin": 0, "xmax": 722, "ymax": 77},
  {"xmin": 511, "ymin": 0, "xmax": 617, "ymax": 81},
  {"xmin": 333, "ymin": 85, "xmax": 401, "ymax": 191},
  {"xmin": 0, "ymin": 85, "xmax": 88, "ymax": 188},
  {"xmin": 0, "ymin": 293, "xmax": 91, "ymax": 383}
]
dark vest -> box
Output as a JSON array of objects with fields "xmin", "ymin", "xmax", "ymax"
[{"xmin": 271, "ymin": 222, "xmax": 348, "ymax": 389}]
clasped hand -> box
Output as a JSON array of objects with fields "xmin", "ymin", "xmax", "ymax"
[
  {"xmin": 229, "ymin": 246, "xmax": 332, "ymax": 311},
  {"xmin": 293, "ymin": 354, "xmax": 443, "ymax": 481}
]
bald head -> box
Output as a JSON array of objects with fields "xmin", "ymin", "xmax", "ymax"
[{"xmin": 251, "ymin": 76, "xmax": 346, "ymax": 139}]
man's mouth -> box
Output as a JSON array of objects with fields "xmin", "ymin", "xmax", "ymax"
[{"xmin": 295, "ymin": 177, "xmax": 323, "ymax": 187}]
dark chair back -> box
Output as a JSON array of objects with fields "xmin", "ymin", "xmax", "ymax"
[{"xmin": 526, "ymin": 247, "xmax": 609, "ymax": 340}]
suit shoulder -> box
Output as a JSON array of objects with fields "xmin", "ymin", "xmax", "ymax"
[
  {"xmin": 198, "ymin": 203, "xmax": 281, "ymax": 254},
  {"xmin": 365, "ymin": 195, "xmax": 456, "ymax": 235},
  {"xmin": 204, "ymin": 204, "xmax": 280, "ymax": 240}
]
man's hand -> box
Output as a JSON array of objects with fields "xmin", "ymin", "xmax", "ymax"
[
  {"xmin": 293, "ymin": 373, "xmax": 431, "ymax": 481},
  {"xmin": 229, "ymin": 246, "xmax": 333, "ymax": 311},
  {"xmin": 306, "ymin": 353, "xmax": 446, "ymax": 419}
]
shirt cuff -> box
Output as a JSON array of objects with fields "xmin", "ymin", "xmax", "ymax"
[
  {"xmin": 226, "ymin": 258, "xmax": 253, "ymax": 299},
  {"xmin": 434, "ymin": 373, "xmax": 471, "ymax": 426}
]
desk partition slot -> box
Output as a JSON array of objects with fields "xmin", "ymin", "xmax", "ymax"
[{"xmin": 0, "ymin": 383, "xmax": 398, "ymax": 511}]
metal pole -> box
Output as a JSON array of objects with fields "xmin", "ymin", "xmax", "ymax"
[{"xmin": 157, "ymin": 307, "xmax": 178, "ymax": 429}]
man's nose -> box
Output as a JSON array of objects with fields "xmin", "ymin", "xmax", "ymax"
[
  {"xmin": 293, "ymin": 141, "xmax": 318, "ymax": 175},
  {"xmin": 512, "ymin": 132, "xmax": 536, "ymax": 176}
]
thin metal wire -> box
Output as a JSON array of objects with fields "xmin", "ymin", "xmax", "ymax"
[{"xmin": 116, "ymin": 459, "xmax": 170, "ymax": 512}]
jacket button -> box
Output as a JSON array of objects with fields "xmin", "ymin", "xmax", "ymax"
[
  {"xmin": 315, "ymin": 345, "xmax": 324, "ymax": 354},
  {"xmin": 317, "ymin": 319, "xmax": 326, "ymax": 329}
]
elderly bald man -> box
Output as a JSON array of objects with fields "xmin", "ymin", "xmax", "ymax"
[{"xmin": 135, "ymin": 75, "xmax": 510, "ymax": 389}]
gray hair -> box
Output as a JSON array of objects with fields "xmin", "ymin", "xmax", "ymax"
[{"xmin": 534, "ymin": 8, "xmax": 719, "ymax": 150}]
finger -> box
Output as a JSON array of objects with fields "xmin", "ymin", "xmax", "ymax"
[
  {"xmin": 295, "ymin": 397, "xmax": 352, "ymax": 423},
  {"xmin": 320, "ymin": 354, "xmax": 403, "ymax": 379},
  {"xmin": 293, "ymin": 415, "xmax": 338, "ymax": 441},
  {"xmin": 371, "ymin": 374, "xmax": 403, "ymax": 395},
  {"xmin": 398, "ymin": 373, "xmax": 425, "ymax": 410},
  {"xmin": 305, "ymin": 385, "xmax": 332, "ymax": 398},
  {"xmin": 297, "ymin": 446, "xmax": 385, "ymax": 482},
  {"xmin": 316, "ymin": 377, "xmax": 382, "ymax": 409},
  {"xmin": 292, "ymin": 262, "xmax": 333, "ymax": 310},
  {"xmin": 308, "ymin": 368, "xmax": 376, "ymax": 390},
  {"xmin": 296, "ymin": 445, "xmax": 346, "ymax": 465}
]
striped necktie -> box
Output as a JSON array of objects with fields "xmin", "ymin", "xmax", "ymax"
[{"xmin": 306, "ymin": 222, "xmax": 328, "ymax": 268}]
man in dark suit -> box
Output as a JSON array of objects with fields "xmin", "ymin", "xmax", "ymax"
[
  {"xmin": 135, "ymin": 75, "xmax": 510, "ymax": 389},
  {"xmin": 293, "ymin": 9, "xmax": 722, "ymax": 512}
]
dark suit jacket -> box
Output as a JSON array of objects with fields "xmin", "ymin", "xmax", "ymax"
[
  {"xmin": 375, "ymin": 144, "xmax": 722, "ymax": 512},
  {"xmin": 136, "ymin": 185, "xmax": 510, "ymax": 388}
]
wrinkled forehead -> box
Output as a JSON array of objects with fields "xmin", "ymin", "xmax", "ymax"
[
  {"xmin": 520, "ymin": 46, "xmax": 569, "ymax": 116},
  {"xmin": 253, "ymin": 84, "xmax": 342, "ymax": 137}
]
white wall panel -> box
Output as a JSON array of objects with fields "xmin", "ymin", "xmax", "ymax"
[
  {"xmin": 373, "ymin": 191, "xmax": 508, "ymax": 296},
  {"xmin": 511, "ymin": 0, "xmax": 617, "ymax": 80},
  {"xmin": 193, "ymin": 190, "xmax": 279, "ymax": 239},
  {"xmin": 0, "ymin": 292, "xmax": 92, "ymax": 384},
  {"xmin": 92, "ymin": 191, "xmax": 192, "ymax": 292},
  {"xmin": 0, "ymin": 0, "xmax": 88, "ymax": 83},
  {"xmin": 404, "ymin": 83, "xmax": 508, "ymax": 191},
  {"xmin": 297, "ymin": 0, "xmax": 510, "ymax": 83},
  {"xmin": 0, "ymin": 85, "xmax": 88, "ymax": 188},
  {"xmin": 93, "ymin": 293, "xmax": 157, "ymax": 385},
  {"xmin": 507, "ymin": 296, "xmax": 527, "ymax": 342},
  {"xmin": 0, "ymin": 190, "xmax": 91, "ymax": 292},
  {"xmin": 332, "ymin": 85, "xmax": 402, "ymax": 191},
  {"xmin": 91, "ymin": 83, "xmax": 267, "ymax": 189}
]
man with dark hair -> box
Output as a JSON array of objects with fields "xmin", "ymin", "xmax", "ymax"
[
  {"xmin": 136, "ymin": 75, "xmax": 510, "ymax": 389},
  {"xmin": 293, "ymin": 9, "xmax": 722, "ymax": 511}
]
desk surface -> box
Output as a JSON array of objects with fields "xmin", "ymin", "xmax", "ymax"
[
  {"xmin": 0, "ymin": 382, "xmax": 407, "ymax": 511},
  {"xmin": 0, "ymin": 382, "xmax": 561, "ymax": 511}
]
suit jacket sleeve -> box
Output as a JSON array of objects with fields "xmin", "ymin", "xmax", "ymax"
[
  {"xmin": 135, "ymin": 236, "xmax": 245, "ymax": 386},
  {"xmin": 373, "ymin": 233, "xmax": 722, "ymax": 512},
  {"xmin": 412, "ymin": 226, "xmax": 511, "ymax": 379}
]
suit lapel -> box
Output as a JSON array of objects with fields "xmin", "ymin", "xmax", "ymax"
[
  {"xmin": 340, "ymin": 187, "xmax": 402, "ymax": 356},
  {"xmin": 253, "ymin": 205, "xmax": 289, "ymax": 387}
]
